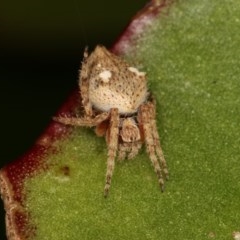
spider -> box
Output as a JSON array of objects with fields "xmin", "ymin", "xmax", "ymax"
[{"xmin": 54, "ymin": 45, "xmax": 168, "ymax": 196}]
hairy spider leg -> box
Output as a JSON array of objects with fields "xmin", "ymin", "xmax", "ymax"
[
  {"xmin": 150, "ymin": 102, "xmax": 169, "ymax": 179},
  {"xmin": 53, "ymin": 112, "xmax": 109, "ymax": 127},
  {"xmin": 118, "ymin": 141, "xmax": 142, "ymax": 160},
  {"xmin": 79, "ymin": 47, "xmax": 93, "ymax": 116},
  {"xmin": 118, "ymin": 142, "xmax": 130, "ymax": 160},
  {"xmin": 138, "ymin": 102, "xmax": 166, "ymax": 191},
  {"xmin": 104, "ymin": 108, "xmax": 119, "ymax": 197},
  {"xmin": 128, "ymin": 141, "xmax": 142, "ymax": 159}
]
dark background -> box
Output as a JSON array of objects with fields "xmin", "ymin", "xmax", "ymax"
[{"xmin": 0, "ymin": 1, "xmax": 147, "ymax": 238}]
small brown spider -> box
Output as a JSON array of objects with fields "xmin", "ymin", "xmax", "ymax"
[{"xmin": 54, "ymin": 45, "xmax": 168, "ymax": 196}]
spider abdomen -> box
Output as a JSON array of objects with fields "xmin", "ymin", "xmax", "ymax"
[
  {"xmin": 81, "ymin": 45, "xmax": 149, "ymax": 115},
  {"xmin": 89, "ymin": 82, "xmax": 148, "ymax": 114}
]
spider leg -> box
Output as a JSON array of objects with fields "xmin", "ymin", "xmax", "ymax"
[
  {"xmin": 104, "ymin": 108, "xmax": 119, "ymax": 197},
  {"xmin": 138, "ymin": 102, "xmax": 167, "ymax": 191},
  {"xmin": 79, "ymin": 47, "xmax": 93, "ymax": 116},
  {"xmin": 144, "ymin": 98, "xmax": 168, "ymax": 177},
  {"xmin": 53, "ymin": 112, "xmax": 109, "ymax": 127},
  {"xmin": 151, "ymin": 111, "xmax": 169, "ymax": 179},
  {"xmin": 118, "ymin": 142, "xmax": 130, "ymax": 161},
  {"xmin": 128, "ymin": 141, "xmax": 142, "ymax": 159},
  {"xmin": 118, "ymin": 141, "xmax": 142, "ymax": 160}
]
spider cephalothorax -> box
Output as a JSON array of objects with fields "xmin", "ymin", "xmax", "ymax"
[{"xmin": 55, "ymin": 45, "xmax": 168, "ymax": 196}]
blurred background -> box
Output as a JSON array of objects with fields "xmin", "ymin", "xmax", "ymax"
[{"xmin": 0, "ymin": 0, "xmax": 147, "ymax": 238}]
